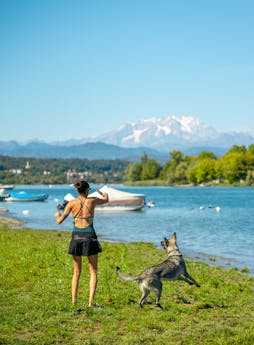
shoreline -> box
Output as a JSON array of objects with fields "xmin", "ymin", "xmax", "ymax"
[
  {"xmin": 0, "ymin": 212, "xmax": 253, "ymax": 277},
  {"xmin": 100, "ymin": 234, "xmax": 253, "ymax": 277},
  {"xmin": 0, "ymin": 212, "xmax": 24, "ymax": 227}
]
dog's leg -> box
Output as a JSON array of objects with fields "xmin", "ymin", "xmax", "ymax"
[
  {"xmin": 151, "ymin": 278, "xmax": 163, "ymax": 309},
  {"xmin": 177, "ymin": 276, "xmax": 194, "ymax": 285},
  {"xmin": 155, "ymin": 285, "xmax": 163, "ymax": 309},
  {"xmin": 183, "ymin": 272, "xmax": 200, "ymax": 287},
  {"xmin": 178, "ymin": 274, "xmax": 200, "ymax": 287},
  {"xmin": 139, "ymin": 287, "xmax": 150, "ymax": 308}
]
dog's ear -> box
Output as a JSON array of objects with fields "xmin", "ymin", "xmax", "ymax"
[
  {"xmin": 172, "ymin": 232, "xmax": 177, "ymax": 240},
  {"xmin": 164, "ymin": 237, "xmax": 167, "ymax": 241}
]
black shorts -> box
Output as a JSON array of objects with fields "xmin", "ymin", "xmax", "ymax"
[{"xmin": 68, "ymin": 231, "xmax": 102, "ymax": 256}]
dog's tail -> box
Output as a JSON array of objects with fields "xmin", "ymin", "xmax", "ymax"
[{"xmin": 116, "ymin": 266, "xmax": 142, "ymax": 281}]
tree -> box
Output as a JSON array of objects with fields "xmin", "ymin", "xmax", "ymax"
[
  {"xmin": 141, "ymin": 159, "xmax": 162, "ymax": 180},
  {"xmin": 174, "ymin": 162, "xmax": 189, "ymax": 184},
  {"xmin": 123, "ymin": 162, "xmax": 142, "ymax": 182},
  {"xmin": 197, "ymin": 151, "xmax": 217, "ymax": 160},
  {"xmin": 163, "ymin": 150, "xmax": 183, "ymax": 184},
  {"xmin": 169, "ymin": 150, "xmax": 184, "ymax": 164},
  {"xmin": 220, "ymin": 152, "xmax": 247, "ymax": 183},
  {"xmin": 228, "ymin": 145, "xmax": 247, "ymax": 154},
  {"xmin": 247, "ymin": 144, "xmax": 254, "ymax": 155},
  {"xmin": 246, "ymin": 145, "xmax": 254, "ymax": 171},
  {"xmin": 185, "ymin": 163, "xmax": 198, "ymax": 184},
  {"xmin": 186, "ymin": 158, "xmax": 217, "ymax": 184},
  {"xmin": 164, "ymin": 159, "xmax": 178, "ymax": 184}
]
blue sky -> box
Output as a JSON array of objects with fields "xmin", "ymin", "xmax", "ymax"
[{"xmin": 0, "ymin": 0, "xmax": 253, "ymax": 142}]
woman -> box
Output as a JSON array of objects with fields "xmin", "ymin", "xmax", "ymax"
[{"xmin": 55, "ymin": 180, "xmax": 108, "ymax": 308}]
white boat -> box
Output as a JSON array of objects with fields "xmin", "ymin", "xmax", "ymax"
[
  {"xmin": 89, "ymin": 185, "xmax": 145, "ymax": 212},
  {"xmin": 0, "ymin": 184, "xmax": 15, "ymax": 190}
]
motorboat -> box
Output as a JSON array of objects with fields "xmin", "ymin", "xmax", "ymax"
[
  {"xmin": 58, "ymin": 186, "xmax": 145, "ymax": 212},
  {"xmin": 0, "ymin": 184, "xmax": 15, "ymax": 190},
  {"xmin": 4, "ymin": 191, "xmax": 48, "ymax": 202},
  {"xmin": 89, "ymin": 185, "xmax": 145, "ymax": 212}
]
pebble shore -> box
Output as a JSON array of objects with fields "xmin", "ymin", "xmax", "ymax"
[{"xmin": 0, "ymin": 213, "xmax": 23, "ymax": 227}]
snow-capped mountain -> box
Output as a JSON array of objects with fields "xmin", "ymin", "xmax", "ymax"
[
  {"xmin": 2, "ymin": 115, "xmax": 253, "ymax": 160},
  {"xmin": 87, "ymin": 115, "xmax": 254, "ymax": 151}
]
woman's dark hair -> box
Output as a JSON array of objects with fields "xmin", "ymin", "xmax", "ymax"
[{"xmin": 75, "ymin": 180, "xmax": 90, "ymax": 194}]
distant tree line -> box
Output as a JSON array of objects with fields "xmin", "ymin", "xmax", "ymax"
[
  {"xmin": 1, "ymin": 144, "xmax": 254, "ymax": 186},
  {"xmin": 0, "ymin": 156, "xmax": 129, "ymax": 185},
  {"xmin": 123, "ymin": 144, "xmax": 254, "ymax": 186}
]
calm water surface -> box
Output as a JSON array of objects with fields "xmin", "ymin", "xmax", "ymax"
[{"xmin": 3, "ymin": 185, "xmax": 254, "ymax": 275}]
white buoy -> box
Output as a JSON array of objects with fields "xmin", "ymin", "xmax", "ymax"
[
  {"xmin": 54, "ymin": 198, "xmax": 59, "ymax": 203},
  {"xmin": 22, "ymin": 210, "xmax": 29, "ymax": 215},
  {"xmin": 200, "ymin": 206, "xmax": 205, "ymax": 210},
  {"xmin": 215, "ymin": 206, "xmax": 221, "ymax": 213}
]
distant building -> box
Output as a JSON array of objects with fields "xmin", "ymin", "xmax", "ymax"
[
  {"xmin": 9, "ymin": 169, "xmax": 22, "ymax": 174},
  {"xmin": 25, "ymin": 161, "xmax": 31, "ymax": 169},
  {"xmin": 66, "ymin": 170, "xmax": 92, "ymax": 181}
]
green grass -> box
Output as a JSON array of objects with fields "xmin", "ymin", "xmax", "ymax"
[{"xmin": 0, "ymin": 226, "xmax": 254, "ymax": 345}]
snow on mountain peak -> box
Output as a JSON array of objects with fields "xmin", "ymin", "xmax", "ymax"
[
  {"xmin": 156, "ymin": 124, "xmax": 172, "ymax": 136},
  {"xmin": 122, "ymin": 128, "xmax": 149, "ymax": 144},
  {"xmin": 61, "ymin": 114, "xmax": 254, "ymax": 153},
  {"xmin": 93, "ymin": 115, "xmax": 223, "ymax": 150}
]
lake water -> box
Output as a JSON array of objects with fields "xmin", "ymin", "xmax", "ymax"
[{"xmin": 2, "ymin": 185, "xmax": 254, "ymax": 275}]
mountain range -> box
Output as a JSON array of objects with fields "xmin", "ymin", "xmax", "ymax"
[
  {"xmin": 0, "ymin": 140, "xmax": 166, "ymax": 161},
  {"xmin": 76, "ymin": 115, "xmax": 254, "ymax": 151},
  {"xmin": 1, "ymin": 115, "xmax": 254, "ymax": 160}
]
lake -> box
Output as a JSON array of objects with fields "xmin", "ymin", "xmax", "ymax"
[{"xmin": 2, "ymin": 184, "xmax": 254, "ymax": 275}]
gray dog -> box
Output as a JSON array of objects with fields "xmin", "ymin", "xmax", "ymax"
[{"xmin": 116, "ymin": 232, "xmax": 200, "ymax": 308}]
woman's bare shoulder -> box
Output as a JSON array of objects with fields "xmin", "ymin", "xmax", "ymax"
[
  {"xmin": 66, "ymin": 198, "xmax": 79, "ymax": 209},
  {"xmin": 69, "ymin": 198, "xmax": 79, "ymax": 204}
]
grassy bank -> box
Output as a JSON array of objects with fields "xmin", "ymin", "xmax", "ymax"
[{"xmin": 0, "ymin": 227, "xmax": 254, "ymax": 345}]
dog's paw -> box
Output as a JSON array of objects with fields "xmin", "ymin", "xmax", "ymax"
[{"xmin": 150, "ymin": 304, "xmax": 163, "ymax": 310}]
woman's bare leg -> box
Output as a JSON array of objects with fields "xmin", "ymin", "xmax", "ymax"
[
  {"xmin": 87, "ymin": 254, "xmax": 98, "ymax": 307},
  {"xmin": 72, "ymin": 256, "xmax": 82, "ymax": 304}
]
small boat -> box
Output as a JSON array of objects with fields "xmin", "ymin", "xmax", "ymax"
[
  {"xmin": 89, "ymin": 185, "xmax": 145, "ymax": 212},
  {"xmin": 0, "ymin": 194, "xmax": 10, "ymax": 201},
  {"xmin": 4, "ymin": 191, "xmax": 48, "ymax": 202},
  {"xmin": 0, "ymin": 184, "xmax": 15, "ymax": 190},
  {"xmin": 0, "ymin": 189, "xmax": 10, "ymax": 201}
]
